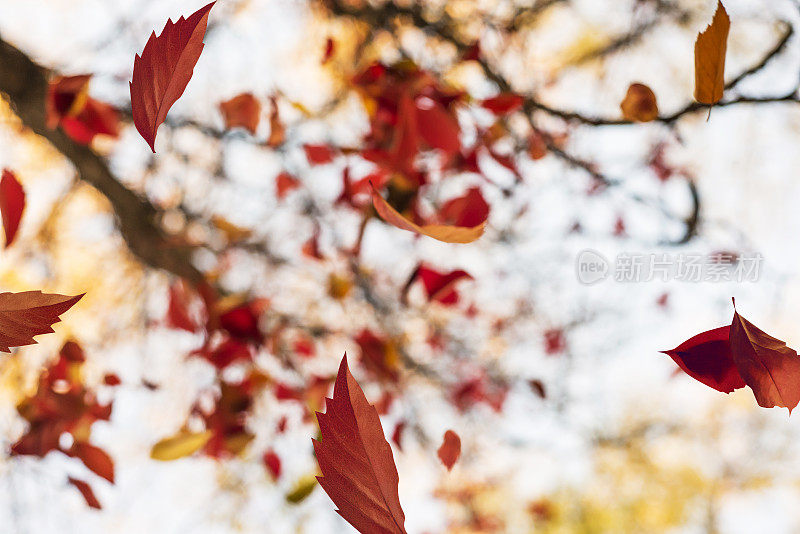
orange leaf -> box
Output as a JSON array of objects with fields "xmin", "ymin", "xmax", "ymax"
[
  {"xmin": 437, "ymin": 429, "xmax": 461, "ymax": 471},
  {"xmin": 694, "ymin": 1, "xmax": 729, "ymax": 105},
  {"xmin": 219, "ymin": 93, "xmax": 261, "ymax": 134},
  {"xmin": 68, "ymin": 477, "xmax": 102, "ymax": 509},
  {"xmin": 0, "ymin": 169, "xmax": 25, "ymax": 247},
  {"xmin": 620, "ymin": 83, "xmax": 659, "ymax": 122},
  {"xmin": 266, "ymin": 96, "xmax": 286, "ymax": 147},
  {"xmin": 370, "ymin": 184, "xmax": 487, "ymax": 243},
  {"xmin": 314, "ymin": 355, "xmax": 407, "ymax": 534},
  {"xmin": 130, "ymin": 2, "xmax": 215, "ymax": 151},
  {"xmin": 0, "ymin": 291, "xmax": 83, "ymax": 352},
  {"xmin": 69, "ymin": 441, "xmax": 115, "ymax": 483}
]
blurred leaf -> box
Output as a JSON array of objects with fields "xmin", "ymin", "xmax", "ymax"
[{"xmin": 150, "ymin": 430, "xmax": 212, "ymax": 461}]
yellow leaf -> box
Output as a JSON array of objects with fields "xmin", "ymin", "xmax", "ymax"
[
  {"xmin": 694, "ymin": 1, "xmax": 730, "ymax": 105},
  {"xmin": 286, "ymin": 473, "xmax": 318, "ymax": 503},
  {"xmin": 150, "ymin": 430, "xmax": 212, "ymax": 461}
]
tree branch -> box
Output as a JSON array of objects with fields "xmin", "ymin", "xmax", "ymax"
[{"xmin": 0, "ymin": 37, "xmax": 202, "ymax": 283}]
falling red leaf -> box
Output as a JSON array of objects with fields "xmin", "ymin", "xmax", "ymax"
[
  {"xmin": 219, "ymin": 93, "xmax": 261, "ymax": 134},
  {"xmin": 263, "ymin": 449, "xmax": 282, "ymax": 479},
  {"xmin": 304, "ymin": 144, "xmax": 336, "ymax": 165},
  {"xmin": 0, "ymin": 169, "xmax": 25, "ymax": 248},
  {"xmin": 314, "ymin": 355, "xmax": 407, "ymax": 534},
  {"xmin": 0, "ymin": 291, "xmax": 83, "ymax": 352},
  {"xmin": 661, "ymin": 325, "xmax": 745, "ymax": 394},
  {"xmin": 371, "ymin": 183, "xmax": 488, "ymax": 244},
  {"xmin": 275, "ymin": 172, "xmax": 300, "ymax": 199},
  {"xmin": 68, "ymin": 441, "xmax": 115, "ymax": 483},
  {"xmin": 481, "ymin": 93, "xmax": 524, "ymax": 116},
  {"xmin": 130, "ymin": 2, "xmax": 215, "ymax": 151},
  {"xmin": 68, "ymin": 477, "xmax": 102, "ymax": 509},
  {"xmin": 730, "ymin": 303, "xmax": 800, "ymax": 412},
  {"xmin": 437, "ymin": 430, "xmax": 461, "ymax": 470}
]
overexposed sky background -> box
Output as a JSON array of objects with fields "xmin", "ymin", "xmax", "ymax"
[{"xmin": 2, "ymin": 0, "xmax": 800, "ymax": 532}]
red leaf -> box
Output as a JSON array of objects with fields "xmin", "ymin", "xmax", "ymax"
[
  {"xmin": 437, "ymin": 430, "xmax": 461, "ymax": 471},
  {"xmin": 304, "ymin": 144, "xmax": 336, "ymax": 165},
  {"xmin": 438, "ymin": 187, "xmax": 490, "ymax": 228},
  {"xmin": 0, "ymin": 169, "xmax": 25, "ymax": 247},
  {"xmin": 543, "ymin": 329, "xmax": 566, "ymax": 355},
  {"xmin": 355, "ymin": 329, "xmax": 399, "ymax": 383},
  {"xmin": 415, "ymin": 264, "xmax": 472, "ymax": 305},
  {"xmin": 481, "ymin": 93, "xmax": 524, "ymax": 115},
  {"xmin": 103, "ymin": 374, "xmax": 121, "ymax": 386},
  {"xmin": 391, "ymin": 422, "xmax": 405, "ymax": 451},
  {"xmin": 661, "ymin": 325, "xmax": 745, "ymax": 394},
  {"xmin": 166, "ymin": 280, "xmax": 201, "ymax": 332},
  {"xmin": 730, "ymin": 304, "xmax": 800, "ymax": 412},
  {"xmin": 46, "ymin": 75, "xmax": 120, "ymax": 145},
  {"xmin": 275, "ymin": 172, "xmax": 300, "ymax": 199},
  {"xmin": 264, "ymin": 449, "xmax": 282, "ymax": 479},
  {"xmin": 314, "ymin": 355, "xmax": 407, "ymax": 534},
  {"xmin": 415, "ymin": 98, "xmax": 460, "ymax": 159},
  {"xmin": 130, "ymin": 2, "xmax": 215, "ymax": 151},
  {"xmin": 68, "ymin": 477, "xmax": 102, "ymax": 509},
  {"xmin": 69, "ymin": 441, "xmax": 115, "ymax": 483},
  {"xmin": 0, "ymin": 291, "xmax": 83, "ymax": 352},
  {"xmin": 219, "ymin": 93, "xmax": 261, "ymax": 134}
]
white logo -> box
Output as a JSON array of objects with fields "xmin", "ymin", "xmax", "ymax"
[{"xmin": 576, "ymin": 249, "xmax": 610, "ymax": 285}]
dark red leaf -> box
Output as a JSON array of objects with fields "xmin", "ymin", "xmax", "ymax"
[
  {"xmin": 166, "ymin": 280, "xmax": 201, "ymax": 332},
  {"xmin": 103, "ymin": 374, "xmax": 121, "ymax": 386},
  {"xmin": 0, "ymin": 291, "xmax": 83, "ymax": 352},
  {"xmin": 481, "ymin": 93, "xmax": 524, "ymax": 115},
  {"xmin": 543, "ymin": 329, "xmax": 565, "ymax": 355},
  {"xmin": 0, "ymin": 169, "xmax": 25, "ymax": 247},
  {"xmin": 662, "ymin": 325, "xmax": 745, "ymax": 394},
  {"xmin": 130, "ymin": 2, "xmax": 215, "ymax": 151},
  {"xmin": 730, "ymin": 303, "xmax": 800, "ymax": 412},
  {"xmin": 314, "ymin": 355, "xmax": 407, "ymax": 534},
  {"xmin": 437, "ymin": 430, "xmax": 461, "ymax": 471}
]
